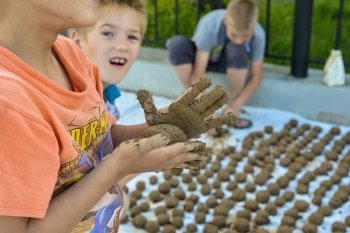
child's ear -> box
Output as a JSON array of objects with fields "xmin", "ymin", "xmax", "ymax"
[{"xmin": 69, "ymin": 29, "xmax": 81, "ymax": 48}]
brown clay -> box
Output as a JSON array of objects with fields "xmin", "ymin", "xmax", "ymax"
[
  {"xmin": 144, "ymin": 221, "xmax": 159, "ymax": 233},
  {"xmin": 132, "ymin": 214, "xmax": 147, "ymax": 229},
  {"xmin": 233, "ymin": 218, "xmax": 250, "ymax": 233}
]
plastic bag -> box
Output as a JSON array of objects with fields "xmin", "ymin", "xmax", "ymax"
[{"xmin": 322, "ymin": 49, "xmax": 346, "ymax": 87}]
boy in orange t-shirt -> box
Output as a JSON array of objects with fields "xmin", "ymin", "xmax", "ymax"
[{"xmin": 0, "ymin": 0, "xmax": 209, "ymax": 232}]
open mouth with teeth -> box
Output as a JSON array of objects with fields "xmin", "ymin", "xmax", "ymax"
[{"xmin": 110, "ymin": 57, "xmax": 127, "ymax": 66}]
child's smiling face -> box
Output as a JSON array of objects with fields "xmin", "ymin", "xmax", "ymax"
[{"xmin": 78, "ymin": 5, "xmax": 143, "ymax": 85}]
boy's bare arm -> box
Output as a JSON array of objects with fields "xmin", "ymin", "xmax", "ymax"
[
  {"xmin": 190, "ymin": 49, "xmax": 210, "ymax": 86},
  {"xmin": 110, "ymin": 123, "xmax": 148, "ymax": 148},
  {"xmin": 0, "ymin": 150, "xmax": 127, "ymax": 233},
  {"xmin": 0, "ymin": 134, "xmax": 201, "ymax": 233}
]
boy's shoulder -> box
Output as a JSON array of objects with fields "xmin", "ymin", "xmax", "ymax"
[
  {"xmin": 253, "ymin": 23, "xmax": 265, "ymax": 39},
  {"xmin": 202, "ymin": 9, "xmax": 226, "ymax": 21},
  {"xmin": 196, "ymin": 9, "xmax": 226, "ymax": 32}
]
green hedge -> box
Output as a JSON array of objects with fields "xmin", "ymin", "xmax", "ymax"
[{"xmin": 144, "ymin": 0, "xmax": 349, "ymax": 70}]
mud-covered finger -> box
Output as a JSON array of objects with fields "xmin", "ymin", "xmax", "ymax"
[
  {"xmin": 133, "ymin": 133, "xmax": 171, "ymax": 153},
  {"xmin": 161, "ymin": 151, "xmax": 200, "ymax": 170},
  {"xmin": 144, "ymin": 124, "xmax": 187, "ymax": 144},
  {"xmin": 200, "ymin": 94, "xmax": 228, "ymax": 117},
  {"xmin": 170, "ymin": 75, "xmax": 212, "ymax": 108},
  {"xmin": 205, "ymin": 112, "xmax": 236, "ymax": 129},
  {"xmin": 136, "ymin": 89, "xmax": 158, "ymax": 115},
  {"xmin": 192, "ymin": 85, "xmax": 227, "ymax": 114},
  {"xmin": 184, "ymin": 140, "xmax": 206, "ymax": 152}
]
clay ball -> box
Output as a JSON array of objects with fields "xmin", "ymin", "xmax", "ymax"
[
  {"xmin": 149, "ymin": 191, "xmax": 163, "ymax": 203},
  {"xmin": 157, "ymin": 213, "xmax": 170, "ymax": 225},
  {"xmin": 211, "ymin": 215, "xmax": 227, "ymax": 228},
  {"xmin": 254, "ymin": 210, "xmax": 270, "ymax": 225},
  {"xmin": 154, "ymin": 206, "xmax": 167, "ymax": 216},
  {"xmin": 172, "ymin": 208, "xmax": 184, "ymax": 217},
  {"xmin": 217, "ymin": 170, "xmax": 230, "ymax": 181},
  {"xmin": 132, "ymin": 214, "xmax": 147, "ymax": 229},
  {"xmin": 294, "ymin": 200, "xmax": 309, "ymax": 212},
  {"xmin": 163, "ymin": 224, "xmax": 176, "ymax": 233},
  {"xmin": 284, "ymin": 208, "xmax": 299, "ymax": 219},
  {"xmin": 233, "ymin": 218, "xmax": 250, "ymax": 233},
  {"xmin": 244, "ymin": 200, "xmax": 259, "ymax": 212},
  {"xmin": 277, "ymin": 226, "xmax": 294, "ymax": 233},
  {"xmin": 169, "ymin": 177, "xmax": 179, "ymax": 187},
  {"xmin": 281, "ymin": 216, "xmax": 295, "ymax": 227},
  {"xmin": 302, "ymin": 223, "xmax": 317, "ymax": 233},
  {"xmin": 265, "ymin": 203, "xmax": 277, "ymax": 215},
  {"xmin": 172, "ymin": 216, "xmax": 183, "ymax": 229},
  {"xmin": 174, "ymin": 188, "xmax": 186, "ymax": 200},
  {"xmin": 204, "ymin": 224, "xmax": 219, "ymax": 233},
  {"xmin": 214, "ymin": 205, "xmax": 229, "ymax": 216},
  {"xmin": 235, "ymin": 172, "xmax": 247, "ymax": 183},
  {"xmin": 187, "ymin": 181, "xmax": 197, "ymax": 191},
  {"xmin": 332, "ymin": 222, "xmax": 346, "ymax": 232},
  {"xmin": 165, "ymin": 196, "xmax": 178, "ymax": 208},
  {"xmin": 267, "ymin": 183, "xmax": 280, "ymax": 196},
  {"xmin": 139, "ymin": 202, "xmax": 150, "ymax": 212},
  {"xmin": 184, "ymin": 200, "xmax": 194, "ymax": 212},
  {"xmin": 346, "ymin": 215, "xmax": 350, "ymax": 227},
  {"xmin": 214, "ymin": 189, "xmax": 225, "ymax": 199},
  {"xmin": 130, "ymin": 190, "xmax": 142, "ymax": 200},
  {"xmin": 245, "ymin": 183, "xmax": 256, "ymax": 193},
  {"xmin": 206, "ymin": 197, "xmax": 219, "ymax": 208},
  {"xmin": 184, "ymin": 195, "xmax": 197, "ymax": 205},
  {"xmin": 308, "ymin": 212, "xmax": 323, "ymax": 225},
  {"xmin": 130, "ymin": 206, "xmax": 141, "ymax": 217},
  {"xmin": 163, "ymin": 171, "xmax": 173, "ymax": 180},
  {"xmin": 201, "ymin": 183, "xmax": 212, "ymax": 195},
  {"xmin": 136, "ymin": 181, "xmax": 146, "ymax": 191},
  {"xmin": 197, "ymin": 204, "xmax": 209, "ymax": 213},
  {"xmin": 296, "ymin": 184, "xmax": 309, "ymax": 194},
  {"xmin": 275, "ymin": 197, "xmax": 286, "ymax": 207},
  {"xmin": 182, "ymin": 173, "xmax": 192, "ymax": 183},
  {"xmin": 186, "ymin": 223, "xmax": 197, "ymax": 232},
  {"xmin": 149, "ymin": 176, "xmax": 158, "ymax": 185},
  {"xmin": 232, "ymin": 189, "xmax": 246, "ymax": 202},
  {"xmin": 318, "ymin": 206, "xmax": 332, "ymax": 216},
  {"xmin": 197, "ymin": 175, "xmax": 208, "ymax": 184},
  {"xmin": 144, "ymin": 220, "xmax": 159, "ymax": 233},
  {"xmin": 195, "ymin": 211, "xmax": 206, "ymax": 223},
  {"xmin": 256, "ymin": 190, "xmax": 270, "ymax": 203},
  {"xmin": 212, "ymin": 179, "xmax": 222, "ymax": 189},
  {"xmin": 158, "ymin": 182, "xmax": 171, "ymax": 194},
  {"xmin": 312, "ymin": 195, "xmax": 323, "ymax": 206},
  {"xmin": 236, "ymin": 210, "xmax": 251, "ymax": 220},
  {"xmin": 226, "ymin": 181, "xmax": 238, "ymax": 191}
]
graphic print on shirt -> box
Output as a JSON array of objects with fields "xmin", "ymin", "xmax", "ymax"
[{"xmin": 54, "ymin": 104, "xmax": 123, "ymax": 233}]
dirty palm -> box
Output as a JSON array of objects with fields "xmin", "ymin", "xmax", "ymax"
[{"xmin": 137, "ymin": 76, "xmax": 236, "ymax": 171}]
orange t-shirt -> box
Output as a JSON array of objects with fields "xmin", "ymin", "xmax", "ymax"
[{"xmin": 0, "ymin": 36, "xmax": 123, "ymax": 232}]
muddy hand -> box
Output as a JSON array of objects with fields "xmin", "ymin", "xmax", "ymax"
[
  {"xmin": 137, "ymin": 75, "xmax": 236, "ymax": 139},
  {"xmin": 143, "ymin": 124, "xmax": 211, "ymax": 173},
  {"xmin": 169, "ymin": 140, "xmax": 211, "ymax": 174}
]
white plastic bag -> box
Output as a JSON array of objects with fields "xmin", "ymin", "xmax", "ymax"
[{"xmin": 322, "ymin": 49, "xmax": 346, "ymax": 87}]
